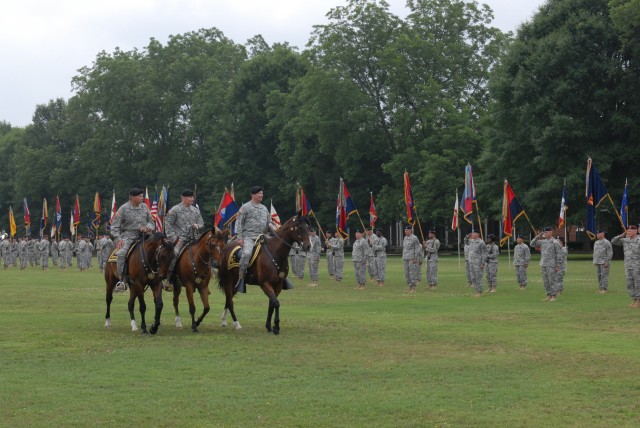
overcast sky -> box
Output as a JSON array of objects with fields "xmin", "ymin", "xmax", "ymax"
[{"xmin": 0, "ymin": 0, "xmax": 546, "ymax": 127}]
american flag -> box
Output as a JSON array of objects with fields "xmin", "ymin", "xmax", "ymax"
[{"xmin": 151, "ymin": 192, "xmax": 163, "ymax": 232}]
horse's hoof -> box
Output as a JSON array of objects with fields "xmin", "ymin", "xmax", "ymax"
[
  {"xmin": 105, "ymin": 319, "xmax": 111, "ymax": 329},
  {"xmin": 131, "ymin": 320, "xmax": 139, "ymax": 332},
  {"xmin": 272, "ymin": 329, "xmax": 280, "ymax": 335},
  {"xmin": 192, "ymin": 328, "xmax": 199, "ymax": 333},
  {"xmin": 175, "ymin": 316, "xmax": 182, "ymax": 328},
  {"xmin": 233, "ymin": 321, "xmax": 242, "ymax": 330},
  {"xmin": 265, "ymin": 326, "xmax": 272, "ymax": 333},
  {"xmin": 221, "ymin": 320, "xmax": 227, "ymax": 327},
  {"xmin": 150, "ymin": 325, "xmax": 158, "ymax": 335},
  {"xmin": 141, "ymin": 330, "xmax": 148, "ymax": 335}
]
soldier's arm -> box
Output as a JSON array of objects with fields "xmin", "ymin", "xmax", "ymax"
[
  {"xmin": 434, "ymin": 240, "xmax": 440, "ymax": 251},
  {"xmin": 606, "ymin": 242, "xmax": 613, "ymax": 262},
  {"xmin": 611, "ymin": 235, "xmax": 624, "ymax": 246},
  {"xmin": 235, "ymin": 207, "xmax": 245, "ymax": 240}
]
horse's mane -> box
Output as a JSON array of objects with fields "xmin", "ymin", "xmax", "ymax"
[{"xmin": 145, "ymin": 232, "xmax": 174, "ymax": 250}]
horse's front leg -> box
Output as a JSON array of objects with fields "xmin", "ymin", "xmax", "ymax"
[
  {"xmin": 222, "ymin": 281, "xmax": 242, "ymax": 330},
  {"xmin": 194, "ymin": 285, "xmax": 211, "ymax": 330},
  {"xmin": 127, "ymin": 288, "xmax": 139, "ymax": 332},
  {"xmin": 105, "ymin": 282, "xmax": 114, "ymax": 329},
  {"xmin": 149, "ymin": 285, "xmax": 164, "ymax": 335},
  {"xmin": 173, "ymin": 286, "xmax": 183, "ymax": 329},
  {"xmin": 273, "ymin": 289, "xmax": 282, "ymax": 335},
  {"xmin": 185, "ymin": 284, "xmax": 199, "ymax": 332},
  {"xmin": 138, "ymin": 287, "xmax": 148, "ymax": 334},
  {"xmin": 262, "ymin": 283, "xmax": 279, "ymax": 334}
]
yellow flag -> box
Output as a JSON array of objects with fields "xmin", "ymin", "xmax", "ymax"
[{"xmin": 9, "ymin": 206, "xmax": 17, "ymax": 237}]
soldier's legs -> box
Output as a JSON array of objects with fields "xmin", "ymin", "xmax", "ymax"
[
  {"xmin": 487, "ymin": 263, "xmax": 497, "ymax": 288},
  {"xmin": 334, "ymin": 256, "xmax": 344, "ymax": 281},
  {"xmin": 367, "ymin": 256, "xmax": 377, "ymax": 279},
  {"xmin": 596, "ymin": 265, "xmax": 609, "ymax": 291},
  {"xmin": 471, "ymin": 264, "xmax": 483, "ymax": 293},
  {"xmin": 631, "ymin": 268, "xmax": 640, "ymax": 300},
  {"xmin": 309, "ymin": 256, "xmax": 319, "ymax": 282},
  {"xmin": 52, "ymin": 253, "xmax": 58, "ymax": 267},
  {"xmin": 327, "ymin": 254, "xmax": 334, "ymax": 277},
  {"xmin": 376, "ymin": 256, "xmax": 386, "ymax": 283},
  {"xmin": 427, "ymin": 260, "xmax": 438, "ymax": 285},
  {"xmin": 41, "ymin": 254, "xmax": 48, "ymax": 269},
  {"xmin": 354, "ymin": 261, "xmax": 366, "ymax": 286}
]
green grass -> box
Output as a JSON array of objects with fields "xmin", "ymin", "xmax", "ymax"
[{"xmin": 2, "ymin": 255, "xmax": 640, "ymax": 427}]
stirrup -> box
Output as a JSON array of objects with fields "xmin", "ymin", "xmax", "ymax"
[
  {"xmin": 114, "ymin": 281, "xmax": 127, "ymax": 293},
  {"xmin": 234, "ymin": 278, "xmax": 246, "ymax": 294}
]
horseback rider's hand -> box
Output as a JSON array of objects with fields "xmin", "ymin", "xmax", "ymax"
[
  {"xmin": 116, "ymin": 239, "xmax": 125, "ymax": 250},
  {"xmin": 140, "ymin": 226, "xmax": 150, "ymax": 234},
  {"xmin": 192, "ymin": 224, "xmax": 200, "ymax": 229},
  {"xmin": 237, "ymin": 239, "xmax": 244, "ymax": 246}
]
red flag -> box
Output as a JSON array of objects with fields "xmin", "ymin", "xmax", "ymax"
[
  {"xmin": 270, "ymin": 201, "xmax": 281, "ymax": 229},
  {"xmin": 144, "ymin": 187, "xmax": 151, "ymax": 209},
  {"xmin": 23, "ymin": 197, "xmax": 31, "ymax": 235},
  {"xmin": 214, "ymin": 190, "xmax": 239, "ymax": 229},
  {"xmin": 296, "ymin": 185, "xmax": 313, "ymax": 216},
  {"xmin": 501, "ymin": 180, "xmax": 526, "ymax": 246},
  {"xmin": 451, "ymin": 191, "xmax": 459, "ymax": 231},
  {"xmin": 369, "ymin": 192, "xmax": 377, "ymax": 228},
  {"xmin": 403, "ymin": 171, "xmax": 416, "ymax": 225},
  {"xmin": 462, "ymin": 164, "xmax": 476, "ymax": 224},
  {"xmin": 73, "ymin": 195, "xmax": 81, "ymax": 227}
]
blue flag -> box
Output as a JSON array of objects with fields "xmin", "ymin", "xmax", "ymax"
[
  {"xmin": 585, "ymin": 158, "xmax": 609, "ymax": 239},
  {"xmin": 621, "ymin": 179, "xmax": 629, "ymax": 229}
]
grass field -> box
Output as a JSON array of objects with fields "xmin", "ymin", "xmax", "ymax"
[{"xmin": 2, "ymin": 254, "xmax": 640, "ymax": 427}]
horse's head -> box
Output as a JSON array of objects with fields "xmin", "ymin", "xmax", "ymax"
[
  {"xmin": 149, "ymin": 232, "xmax": 175, "ymax": 279},
  {"xmin": 286, "ymin": 210, "xmax": 311, "ymax": 251},
  {"xmin": 205, "ymin": 227, "xmax": 229, "ymax": 265}
]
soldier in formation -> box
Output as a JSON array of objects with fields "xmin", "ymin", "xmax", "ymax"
[
  {"xmin": 556, "ymin": 236, "xmax": 568, "ymax": 294},
  {"xmin": 37, "ymin": 236, "xmax": 50, "ymax": 270},
  {"xmin": 164, "ymin": 189, "xmax": 204, "ymax": 291},
  {"xmin": 27, "ymin": 237, "xmax": 37, "ymax": 267},
  {"xmin": 364, "ymin": 227, "xmax": 378, "ymax": 282},
  {"xmin": 464, "ymin": 242, "xmax": 472, "ymax": 287},
  {"xmin": 0, "ymin": 238, "xmax": 9, "ymax": 269},
  {"xmin": 19, "ymin": 238, "xmax": 27, "ymax": 269},
  {"xmin": 402, "ymin": 225, "xmax": 421, "ymax": 293},
  {"xmin": 612, "ymin": 225, "xmax": 640, "ymax": 307},
  {"xmin": 290, "ymin": 242, "xmax": 306, "ymax": 280},
  {"xmin": 352, "ymin": 229, "xmax": 367, "ymax": 290},
  {"xmin": 592, "ymin": 230, "xmax": 612, "ymax": 294},
  {"xmin": 423, "ymin": 229, "xmax": 440, "ymax": 289},
  {"xmin": 530, "ymin": 227, "xmax": 563, "ymax": 302},
  {"xmin": 326, "ymin": 229, "xmax": 344, "ymax": 282},
  {"xmin": 234, "ymin": 186, "xmax": 276, "ymax": 293},
  {"xmin": 324, "ymin": 229, "xmax": 335, "ymax": 280},
  {"xmin": 373, "ymin": 228, "xmax": 387, "ymax": 286},
  {"xmin": 50, "ymin": 238, "xmax": 59, "ymax": 267},
  {"xmin": 59, "ymin": 237, "xmax": 73, "ymax": 269},
  {"xmin": 76, "ymin": 236, "xmax": 88, "ymax": 271},
  {"xmin": 307, "ymin": 228, "xmax": 321, "ymax": 286},
  {"xmin": 513, "ymin": 235, "xmax": 531, "ymax": 289},
  {"xmin": 485, "ymin": 234, "xmax": 499, "ymax": 293},
  {"xmin": 110, "ymin": 188, "xmax": 155, "ymax": 292},
  {"xmin": 97, "ymin": 235, "xmax": 115, "ymax": 273},
  {"xmin": 465, "ymin": 230, "xmax": 487, "ymax": 296}
]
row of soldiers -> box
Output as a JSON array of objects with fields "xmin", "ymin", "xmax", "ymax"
[{"xmin": 0, "ymin": 234, "xmax": 115, "ymax": 271}]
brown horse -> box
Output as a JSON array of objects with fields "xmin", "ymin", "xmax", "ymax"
[
  {"xmin": 104, "ymin": 232, "xmax": 175, "ymax": 334},
  {"xmin": 217, "ymin": 212, "xmax": 311, "ymax": 334},
  {"xmin": 171, "ymin": 228, "xmax": 228, "ymax": 332}
]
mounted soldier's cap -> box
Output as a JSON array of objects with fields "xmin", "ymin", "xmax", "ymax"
[
  {"xmin": 181, "ymin": 189, "xmax": 194, "ymax": 197},
  {"xmin": 250, "ymin": 185, "xmax": 263, "ymax": 195},
  {"xmin": 129, "ymin": 188, "xmax": 144, "ymax": 196},
  {"xmin": 543, "ymin": 226, "xmax": 553, "ymax": 231}
]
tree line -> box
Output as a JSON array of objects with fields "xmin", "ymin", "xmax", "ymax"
[{"xmin": 1, "ymin": 0, "xmax": 638, "ymax": 238}]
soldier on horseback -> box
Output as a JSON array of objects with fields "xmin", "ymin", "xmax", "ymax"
[
  {"xmin": 163, "ymin": 188, "xmax": 204, "ymax": 291},
  {"xmin": 110, "ymin": 188, "xmax": 155, "ymax": 292},
  {"xmin": 234, "ymin": 186, "xmax": 277, "ymax": 293}
]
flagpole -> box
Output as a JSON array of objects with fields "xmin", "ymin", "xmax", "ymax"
[
  {"xmin": 414, "ymin": 212, "xmax": 426, "ymax": 242},
  {"xmin": 473, "ymin": 200, "xmax": 484, "ymax": 242},
  {"xmin": 457, "ymin": 226, "xmax": 461, "ymax": 269},
  {"xmin": 606, "ymin": 193, "xmax": 627, "ymax": 231}
]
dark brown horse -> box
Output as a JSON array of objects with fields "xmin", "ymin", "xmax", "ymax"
[
  {"xmin": 104, "ymin": 232, "xmax": 175, "ymax": 334},
  {"xmin": 217, "ymin": 213, "xmax": 311, "ymax": 334},
  {"xmin": 171, "ymin": 228, "xmax": 228, "ymax": 332}
]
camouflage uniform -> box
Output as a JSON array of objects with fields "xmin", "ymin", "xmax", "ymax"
[
  {"xmin": 402, "ymin": 232, "xmax": 422, "ymax": 289},
  {"xmin": 164, "ymin": 203, "xmax": 204, "ymax": 276},
  {"xmin": 464, "ymin": 244, "xmax": 472, "ymax": 285},
  {"xmin": 59, "ymin": 239, "xmax": 73, "ymax": 268},
  {"xmin": 530, "ymin": 235, "xmax": 563, "ymax": 297},
  {"xmin": 27, "ymin": 239, "xmax": 37, "ymax": 266},
  {"xmin": 557, "ymin": 245, "xmax": 568, "ymax": 293},
  {"xmin": 110, "ymin": 202, "xmax": 155, "ymax": 278},
  {"xmin": 365, "ymin": 231, "xmax": 378, "ymax": 280},
  {"xmin": 289, "ymin": 242, "xmax": 306, "ymax": 280},
  {"xmin": 612, "ymin": 233, "xmax": 640, "ymax": 300},
  {"xmin": 326, "ymin": 236, "xmax": 344, "ymax": 281},
  {"xmin": 76, "ymin": 239, "xmax": 87, "ymax": 270},
  {"xmin": 592, "ymin": 238, "xmax": 613, "ymax": 291},
  {"xmin": 85, "ymin": 240, "xmax": 94, "ymax": 269},
  {"xmin": 307, "ymin": 234, "xmax": 322, "ymax": 282},
  {"xmin": 465, "ymin": 236, "xmax": 487, "ymax": 293},
  {"xmin": 98, "ymin": 237, "xmax": 115, "ymax": 271},
  {"xmin": 235, "ymin": 200, "xmax": 273, "ymax": 283},
  {"xmin": 352, "ymin": 236, "xmax": 367, "ymax": 286},
  {"xmin": 373, "ymin": 235, "xmax": 387, "ymax": 283},
  {"xmin": 50, "ymin": 240, "xmax": 59, "ymax": 267},
  {"xmin": 0, "ymin": 239, "xmax": 8, "ymax": 268},
  {"xmin": 36, "ymin": 239, "xmax": 50, "ymax": 269},
  {"xmin": 10, "ymin": 240, "xmax": 18, "ymax": 266},
  {"xmin": 18, "ymin": 239, "xmax": 27, "ymax": 269},
  {"xmin": 513, "ymin": 242, "xmax": 531, "ymax": 286},
  {"xmin": 485, "ymin": 242, "xmax": 499, "ymax": 288},
  {"xmin": 424, "ymin": 238, "xmax": 440, "ymax": 286}
]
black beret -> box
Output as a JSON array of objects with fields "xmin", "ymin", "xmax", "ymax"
[
  {"xmin": 628, "ymin": 225, "xmax": 638, "ymax": 230},
  {"xmin": 488, "ymin": 234, "xmax": 496, "ymax": 241},
  {"xmin": 429, "ymin": 229, "xmax": 436, "ymax": 234},
  {"xmin": 517, "ymin": 235, "xmax": 524, "ymax": 239},
  {"xmin": 181, "ymin": 189, "xmax": 194, "ymax": 197},
  {"xmin": 596, "ymin": 230, "xmax": 605, "ymax": 234},
  {"xmin": 543, "ymin": 226, "xmax": 553, "ymax": 231},
  {"xmin": 376, "ymin": 228, "xmax": 383, "ymax": 233},
  {"xmin": 365, "ymin": 226, "xmax": 373, "ymax": 231},
  {"xmin": 129, "ymin": 188, "xmax": 144, "ymax": 196},
  {"xmin": 355, "ymin": 229, "xmax": 363, "ymax": 234},
  {"xmin": 309, "ymin": 227, "xmax": 316, "ymax": 232},
  {"xmin": 250, "ymin": 186, "xmax": 263, "ymax": 195},
  {"xmin": 325, "ymin": 229, "xmax": 333, "ymax": 234},
  {"xmin": 404, "ymin": 225, "xmax": 413, "ymax": 230}
]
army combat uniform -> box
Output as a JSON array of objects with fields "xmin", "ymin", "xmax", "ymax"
[
  {"xmin": 612, "ymin": 232, "xmax": 640, "ymax": 305},
  {"xmin": 485, "ymin": 241, "xmax": 499, "ymax": 291},
  {"xmin": 464, "ymin": 235, "xmax": 487, "ymax": 294},
  {"xmin": 530, "ymin": 234, "xmax": 563, "ymax": 300},
  {"xmin": 402, "ymin": 231, "xmax": 422, "ymax": 291},
  {"xmin": 326, "ymin": 236, "xmax": 344, "ymax": 281},
  {"xmin": 352, "ymin": 236, "xmax": 367, "ymax": 288},
  {"xmin": 513, "ymin": 242, "xmax": 531, "ymax": 287},
  {"xmin": 164, "ymin": 202, "xmax": 204, "ymax": 279},
  {"xmin": 289, "ymin": 242, "xmax": 306, "ymax": 280},
  {"xmin": 373, "ymin": 234, "xmax": 387, "ymax": 284},
  {"xmin": 37, "ymin": 239, "xmax": 50, "ymax": 269},
  {"xmin": 424, "ymin": 237, "xmax": 440, "ymax": 287},
  {"xmin": 110, "ymin": 201, "xmax": 155, "ymax": 280},
  {"xmin": 307, "ymin": 234, "xmax": 322, "ymax": 283},
  {"xmin": 365, "ymin": 231, "xmax": 378, "ymax": 280},
  {"xmin": 592, "ymin": 237, "xmax": 613, "ymax": 292}
]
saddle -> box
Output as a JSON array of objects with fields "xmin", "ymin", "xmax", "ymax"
[
  {"xmin": 227, "ymin": 235, "xmax": 266, "ymax": 270},
  {"xmin": 107, "ymin": 242, "xmax": 137, "ymax": 263}
]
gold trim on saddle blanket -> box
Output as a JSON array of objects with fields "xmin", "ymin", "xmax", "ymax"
[
  {"xmin": 107, "ymin": 243, "xmax": 137, "ymax": 263},
  {"xmin": 227, "ymin": 235, "xmax": 265, "ymax": 270}
]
